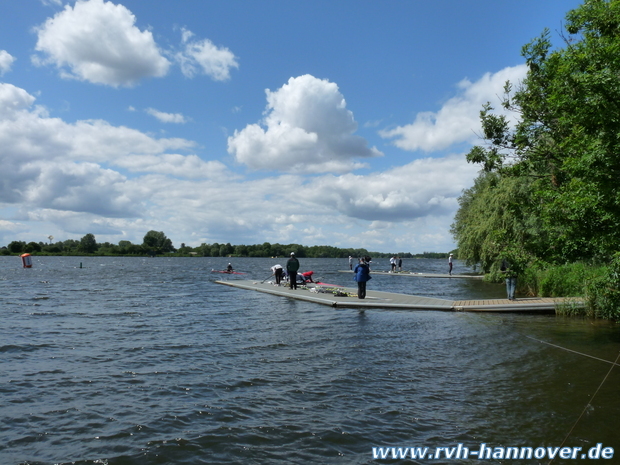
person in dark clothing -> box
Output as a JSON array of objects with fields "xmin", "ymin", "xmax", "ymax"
[
  {"xmin": 353, "ymin": 256, "xmax": 372, "ymax": 299},
  {"xmin": 287, "ymin": 252, "xmax": 300, "ymax": 289},
  {"xmin": 500, "ymin": 258, "xmax": 517, "ymax": 300}
]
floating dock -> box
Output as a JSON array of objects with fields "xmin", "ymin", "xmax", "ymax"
[
  {"xmin": 215, "ymin": 280, "xmax": 582, "ymax": 313},
  {"xmin": 338, "ymin": 270, "xmax": 483, "ymax": 279}
]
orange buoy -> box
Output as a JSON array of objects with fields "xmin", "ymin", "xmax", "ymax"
[{"xmin": 21, "ymin": 253, "xmax": 33, "ymax": 268}]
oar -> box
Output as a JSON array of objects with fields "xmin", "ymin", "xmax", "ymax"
[{"xmin": 261, "ymin": 273, "xmax": 274, "ymax": 283}]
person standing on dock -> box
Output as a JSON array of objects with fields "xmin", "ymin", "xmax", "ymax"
[
  {"xmin": 448, "ymin": 253, "xmax": 453, "ymax": 276},
  {"xmin": 287, "ymin": 252, "xmax": 300, "ymax": 290},
  {"xmin": 500, "ymin": 258, "xmax": 517, "ymax": 300},
  {"xmin": 354, "ymin": 256, "xmax": 372, "ymax": 299},
  {"xmin": 398, "ymin": 256, "xmax": 403, "ymax": 272},
  {"xmin": 349, "ymin": 256, "xmax": 353, "ymax": 270}
]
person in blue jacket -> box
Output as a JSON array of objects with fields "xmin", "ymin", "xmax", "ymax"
[{"xmin": 353, "ymin": 256, "xmax": 372, "ymax": 299}]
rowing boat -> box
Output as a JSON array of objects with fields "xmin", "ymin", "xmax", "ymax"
[{"xmin": 211, "ymin": 269, "xmax": 246, "ymax": 275}]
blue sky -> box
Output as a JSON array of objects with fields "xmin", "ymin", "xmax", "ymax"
[{"xmin": 1, "ymin": 0, "xmax": 582, "ymax": 253}]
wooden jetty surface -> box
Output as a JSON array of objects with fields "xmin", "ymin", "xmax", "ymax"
[
  {"xmin": 216, "ymin": 280, "xmax": 582, "ymax": 313},
  {"xmin": 452, "ymin": 297, "xmax": 581, "ymax": 312},
  {"xmin": 337, "ymin": 270, "xmax": 484, "ymax": 279}
]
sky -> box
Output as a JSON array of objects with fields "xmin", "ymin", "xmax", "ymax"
[{"xmin": 0, "ymin": 0, "xmax": 583, "ymax": 253}]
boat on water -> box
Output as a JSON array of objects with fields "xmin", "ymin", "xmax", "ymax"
[{"xmin": 211, "ymin": 269, "xmax": 246, "ymax": 275}]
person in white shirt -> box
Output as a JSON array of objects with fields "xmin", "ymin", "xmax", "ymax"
[{"xmin": 271, "ymin": 264, "xmax": 283, "ymax": 285}]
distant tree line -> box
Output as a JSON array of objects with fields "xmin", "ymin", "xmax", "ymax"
[{"xmin": 1, "ymin": 230, "xmax": 450, "ymax": 259}]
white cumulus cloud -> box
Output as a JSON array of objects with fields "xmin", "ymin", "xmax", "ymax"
[
  {"xmin": 380, "ymin": 65, "xmax": 527, "ymax": 152},
  {"xmin": 23, "ymin": 161, "xmax": 138, "ymax": 217},
  {"xmin": 145, "ymin": 108, "xmax": 189, "ymax": 124},
  {"xmin": 176, "ymin": 28, "xmax": 239, "ymax": 81},
  {"xmin": 0, "ymin": 83, "xmax": 36, "ymax": 117},
  {"xmin": 228, "ymin": 74, "xmax": 382, "ymax": 174},
  {"xmin": 0, "ymin": 83, "xmax": 228, "ymax": 219},
  {"xmin": 0, "ymin": 219, "xmax": 26, "ymax": 233},
  {"xmin": 306, "ymin": 154, "xmax": 479, "ymax": 221},
  {"xmin": 0, "ymin": 50, "xmax": 16, "ymax": 76},
  {"xmin": 32, "ymin": 0, "xmax": 170, "ymax": 87},
  {"xmin": 114, "ymin": 154, "xmax": 232, "ymax": 179}
]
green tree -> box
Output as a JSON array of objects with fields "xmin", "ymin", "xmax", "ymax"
[
  {"xmin": 43, "ymin": 245, "xmax": 62, "ymax": 254},
  {"xmin": 210, "ymin": 243, "xmax": 220, "ymax": 256},
  {"xmin": 62, "ymin": 239, "xmax": 79, "ymax": 251},
  {"xmin": 218, "ymin": 244, "xmax": 230, "ymax": 257},
  {"xmin": 177, "ymin": 244, "xmax": 195, "ymax": 255},
  {"xmin": 79, "ymin": 233, "xmax": 98, "ymax": 254},
  {"xmin": 142, "ymin": 230, "xmax": 174, "ymax": 254},
  {"xmin": 7, "ymin": 241, "xmax": 26, "ymax": 253},
  {"xmin": 121, "ymin": 243, "xmax": 142, "ymax": 255},
  {"xmin": 451, "ymin": 171, "xmax": 547, "ymax": 271},
  {"xmin": 97, "ymin": 242, "xmax": 119, "ymax": 255},
  {"xmin": 462, "ymin": 0, "xmax": 620, "ymax": 264},
  {"xmin": 260, "ymin": 242, "xmax": 272, "ymax": 257},
  {"xmin": 234, "ymin": 244, "xmax": 248, "ymax": 256},
  {"xmin": 24, "ymin": 242, "xmax": 42, "ymax": 253}
]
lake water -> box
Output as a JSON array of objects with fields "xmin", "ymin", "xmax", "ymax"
[{"xmin": 1, "ymin": 256, "xmax": 619, "ymax": 464}]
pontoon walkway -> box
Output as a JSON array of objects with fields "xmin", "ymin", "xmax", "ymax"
[
  {"xmin": 216, "ymin": 280, "xmax": 583, "ymax": 313},
  {"xmin": 338, "ymin": 270, "xmax": 483, "ymax": 279}
]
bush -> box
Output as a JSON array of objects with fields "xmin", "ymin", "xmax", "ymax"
[
  {"xmin": 486, "ymin": 260, "xmax": 608, "ymax": 302},
  {"xmin": 537, "ymin": 262, "xmax": 604, "ymax": 297},
  {"xmin": 586, "ymin": 253, "xmax": 620, "ymax": 321},
  {"xmin": 519, "ymin": 265, "xmax": 543, "ymax": 297}
]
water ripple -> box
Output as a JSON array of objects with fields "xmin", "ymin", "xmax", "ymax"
[{"xmin": 1, "ymin": 256, "xmax": 618, "ymax": 464}]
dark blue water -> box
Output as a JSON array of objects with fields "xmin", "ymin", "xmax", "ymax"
[{"xmin": 1, "ymin": 256, "xmax": 619, "ymax": 464}]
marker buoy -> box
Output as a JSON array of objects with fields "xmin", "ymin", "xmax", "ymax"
[{"xmin": 21, "ymin": 253, "xmax": 33, "ymax": 268}]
